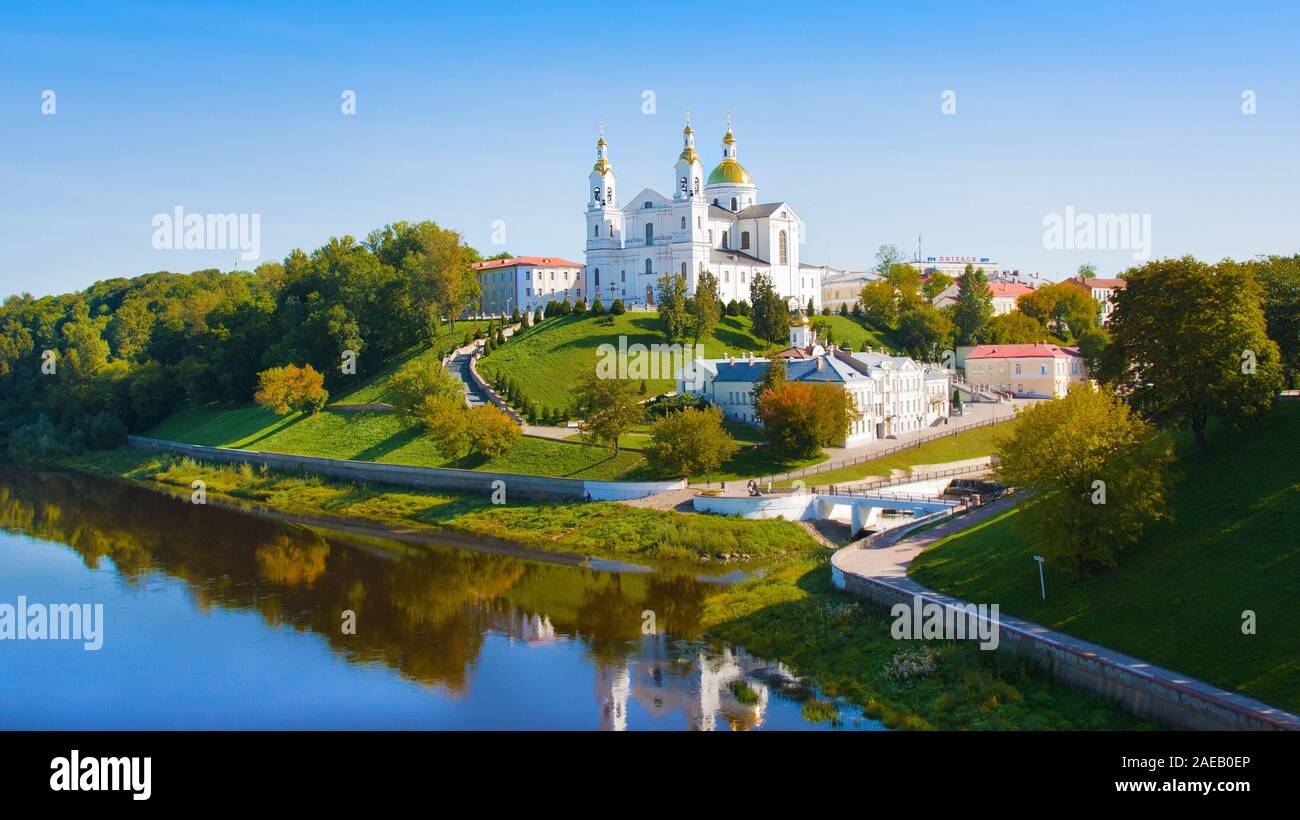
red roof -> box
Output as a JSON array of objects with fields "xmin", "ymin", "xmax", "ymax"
[
  {"xmin": 473, "ymin": 256, "xmax": 582, "ymax": 270},
  {"xmin": 988, "ymin": 281, "xmax": 1034, "ymax": 298},
  {"xmin": 966, "ymin": 343, "xmax": 1080, "ymax": 360}
]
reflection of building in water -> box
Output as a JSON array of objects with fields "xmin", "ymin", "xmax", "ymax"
[
  {"xmin": 484, "ymin": 601, "xmax": 557, "ymax": 643},
  {"xmin": 594, "ymin": 637, "xmax": 786, "ymax": 731}
]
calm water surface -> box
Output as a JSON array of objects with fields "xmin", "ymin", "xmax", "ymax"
[{"xmin": 0, "ymin": 466, "xmax": 878, "ymax": 731}]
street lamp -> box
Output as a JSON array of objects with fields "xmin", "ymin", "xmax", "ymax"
[{"xmin": 1033, "ymin": 555, "xmax": 1046, "ymax": 600}]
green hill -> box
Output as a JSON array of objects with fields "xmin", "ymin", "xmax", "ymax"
[
  {"xmin": 146, "ymin": 319, "xmax": 644, "ymax": 480},
  {"xmin": 909, "ymin": 402, "xmax": 1300, "ymax": 712},
  {"xmin": 480, "ymin": 310, "xmax": 897, "ymax": 413}
]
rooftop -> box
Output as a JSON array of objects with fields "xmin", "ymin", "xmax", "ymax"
[
  {"xmin": 472, "ymin": 256, "xmax": 583, "ymax": 271},
  {"xmin": 965, "ymin": 343, "xmax": 1081, "ymax": 360}
]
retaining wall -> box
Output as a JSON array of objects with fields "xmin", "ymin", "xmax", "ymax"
[
  {"xmin": 127, "ymin": 436, "xmax": 684, "ymax": 501},
  {"xmin": 831, "ymin": 550, "xmax": 1300, "ymax": 731}
]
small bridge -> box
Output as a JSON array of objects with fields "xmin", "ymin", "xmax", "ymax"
[{"xmin": 693, "ymin": 491, "xmax": 957, "ymax": 538}]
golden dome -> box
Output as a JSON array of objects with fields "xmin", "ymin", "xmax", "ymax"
[
  {"xmin": 593, "ymin": 157, "xmax": 612, "ymax": 175},
  {"xmin": 706, "ymin": 158, "xmax": 752, "ymax": 185},
  {"xmin": 722, "ymin": 127, "xmax": 736, "ymax": 145},
  {"xmin": 679, "ymin": 146, "xmax": 700, "ymax": 164}
]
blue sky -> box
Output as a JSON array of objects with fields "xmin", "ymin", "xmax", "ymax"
[{"xmin": 2, "ymin": 0, "xmax": 1298, "ymax": 297}]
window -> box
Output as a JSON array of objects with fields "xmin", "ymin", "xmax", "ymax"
[
  {"xmin": 741, "ymin": 231, "xmax": 750, "ymax": 249},
  {"xmin": 779, "ymin": 231, "xmax": 788, "ymax": 264},
  {"xmin": 644, "ymin": 201, "xmax": 653, "ymax": 208},
  {"xmin": 730, "ymin": 197, "xmax": 738, "ymax": 211},
  {"xmin": 621, "ymin": 270, "xmax": 626, "ymax": 282},
  {"xmin": 724, "ymin": 270, "xmax": 729, "ymax": 282},
  {"xmin": 696, "ymin": 216, "xmax": 701, "ymax": 228},
  {"xmin": 594, "ymin": 225, "xmax": 599, "ymax": 238},
  {"xmin": 1015, "ymin": 363, "xmax": 1021, "ymax": 375},
  {"xmin": 681, "ymin": 262, "xmax": 687, "ymax": 277},
  {"xmin": 645, "ymin": 259, "xmax": 653, "ymax": 276},
  {"xmin": 594, "ymin": 269, "xmax": 600, "ymax": 287},
  {"xmin": 645, "ymin": 223, "xmax": 654, "ymax": 245},
  {"xmin": 680, "ymin": 216, "xmax": 686, "ymax": 229},
  {"xmin": 708, "ymin": 230, "xmax": 713, "ymax": 243},
  {"xmin": 722, "ymin": 233, "xmax": 729, "ymax": 250}
]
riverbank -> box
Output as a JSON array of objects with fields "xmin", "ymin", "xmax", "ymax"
[{"xmin": 19, "ymin": 448, "xmax": 1148, "ymax": 730}]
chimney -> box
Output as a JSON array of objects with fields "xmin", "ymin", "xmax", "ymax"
[
  {"xmin": 748, "ymin": 351, "xmax": 754, "ymax": 364},
  {"xmin": 816, "ymin": 357, "xmax": 824, "ymax": 371}
]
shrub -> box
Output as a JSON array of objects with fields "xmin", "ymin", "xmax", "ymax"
[
  {"xmin": 590, "ymin": 296, "xmax": 604, "ymax": 314},
  {"xmin": 253, "ymin": 364, "xmax": 329, "ymax": 416},
  {"xmin": 610, "ymin": 298, "xmax": 625, "ymax": 315},
  {"xmin": 84, "ymin": 411, "xmax": 128, "ymax": 450}
]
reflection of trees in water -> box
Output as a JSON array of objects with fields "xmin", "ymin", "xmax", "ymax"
[{"xmin": 0, "ymin": 466, "xmax": 713, "ymax": 697}]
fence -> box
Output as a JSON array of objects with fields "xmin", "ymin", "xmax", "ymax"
[
  {"xmin": 756, "ymin": 414, "xmax": 1014, "ymax": 485},
  {"xmin": 837, "ymin": 459, "xmax": 1000, "ymax": 494}
]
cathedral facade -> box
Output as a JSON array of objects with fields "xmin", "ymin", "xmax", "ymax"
[{"xmin": 583, "ymin": 119, "xmax": 820, "ymax": 311}]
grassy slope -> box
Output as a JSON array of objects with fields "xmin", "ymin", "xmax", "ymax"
[
  {"xmin": 909, "ymin": 403, "xmax": 1300, "ymax": 712},
  {"xmin": 478, "ymin": 311, "xmax": 773, "ymax": 412},
  {"xmin": 148, "ymin": 320, "xmax": 643, "ymax": 481},
  {"xmin": 775, "ymin": 415, "xmax": 1020, "ymax": 486},
  {"xmin": 812, "ymin": 314, "xmax": 900, "ymax": 352}
]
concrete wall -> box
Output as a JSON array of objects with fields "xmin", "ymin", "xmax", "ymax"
[
  {"xmin": 127, "ymin": 436, "xmax": 684, "ymax": 502},
  {"xmin": 831, "ymin": 552, "xmax": 1300, "ymax": 731}
]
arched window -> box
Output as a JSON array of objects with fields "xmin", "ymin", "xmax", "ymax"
[
  {"xmin": 680, "ymin": 262, "xmax": 687, "ymax": 277},
  {"xmin": 594, "ymin": 268, "xmax": 600, "ymax": 286},
  {"xmin": 694, "ymin": 177, "xmax": 700, "ymax": 193},
  {"xmin": 722, "ymin": 233, "xmax": 729, "ymax": 250},
  {"xmin": 645, "ymin": 258, "xmax": 653, "ymax": 276},
  {"xmin": 645, "ymin": 223, "xmax": 654, "ymax": 245},
  {"xmin": 593, "ymin": 224, "xmax": 599, "ymax": 238},
  {"xmin": 606, "ymin": 187, "xmax": 612, "ymax": 203},
  {"xmin": 741, "ymin": 231, "xmax": 750, "ymax": 249},
  {"xmin": 730, "ymin": 197, "xmax": 738, "ymax": 211},
  {"xmin": 779, "ymin": 231, "xmax": 788, "ymax": 264},
  {"xmin": 680, "ymin": 216, "xmax": 686, "ymax": 229}
]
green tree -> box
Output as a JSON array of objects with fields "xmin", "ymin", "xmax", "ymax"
[
  {"xmin": 1251, "ymin": 255, "xmax": 1300, "ymax": 388},
  {"xmin": 987, "ymin": 310, "xmax": 1047, "ymax": 345},
  {"xmin": 1099, "ymin": 257, "xmax": 1283, "ymax": 454},
  {"xmin": 574, "ymin": 370, "xmax": 644, "ymax": 453},
  {"xmin": 253, "ymin": 364, "xmax": 329, "ymax": 415},
  {"xmin": 896, "ymin": 304, "xmax": 954, "ymax": 361},
  {"xmin": 996, "ymin": 383, "xmax": 1175, "ymax": 571},
  {"xmin": 387, "ymin": 358, "xmax": 464, "ymax": 419},
  {"xmin": 656, "ymin": 272, "xmax": 689, "ymax": 341},
  {"xmin": 922, "ymin": 270, "xmax": 954, "ymax": 301},
  {"xmin": 689, "ymin": 270, "xmax": 723, "ymax": 344},
  {"xmin": 754, "ymin": 356, "xmax": 787, "ymax": 400},
  {"xmin": 644, "ymin": 406, "xmax": 738, "ymax": 480},
  {"xmin": 466, "ymin": 404, "xmax": 520, "ymax": 459},
  {"xmin": 858, "ymin": 280, "xmax": 897, "ymax": 327},
  {"xmin": 952, "ymin": 265, "xmax": 994, "ymax": 345},
  {"xmin": 416, "ymin": 394, "xmax": 472, "ymax": 466}
]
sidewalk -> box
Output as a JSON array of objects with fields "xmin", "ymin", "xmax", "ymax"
[{"xmin": 831, "ymin": 498, "xmax": 1300, "ymax": 730}]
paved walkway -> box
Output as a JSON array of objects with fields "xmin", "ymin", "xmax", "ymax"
[{"xmin": 832, "ymin": 497, "xmax": 1300, "ymax": 730}]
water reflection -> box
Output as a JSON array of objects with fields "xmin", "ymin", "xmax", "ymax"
[{"xmin": 0, "ymin": 466, "xmax": 872, "ymax": 730}]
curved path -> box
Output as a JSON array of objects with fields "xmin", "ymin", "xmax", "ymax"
[{"xmin": 831, "ymin": 498, "xmax": 1300, "ymax": 730}]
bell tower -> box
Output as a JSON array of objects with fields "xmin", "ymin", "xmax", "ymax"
[{"xmin": 586, "ymin": 124, "xmax": 621, "ymax": 250}]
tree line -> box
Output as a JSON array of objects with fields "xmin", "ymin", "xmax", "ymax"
[{"xmin": 1, "ymin": 220, "xmax": 483, "ymax": 457}]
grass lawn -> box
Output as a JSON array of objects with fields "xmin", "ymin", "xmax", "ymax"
[
  {"xmin": 151, "ymin": 406, "xmax": 643, "ymax": 480},
  {"xmin": 909, "ymin": 402, "xmax": 1300, "ymax": 713},
  {"xmin": 477, "ymin": 311, "xmax": 773, "ymax": 412},
  {"xmin": 809, "ymin": 314, "xmax": 900, "ymax": 353},
  {"xmin": 775, "ymin": 415, "xmax": 1021, "ymax": 487},
  {"xmin": 337, "ymin": 319, "xmax": 492, "ymax": 405}
]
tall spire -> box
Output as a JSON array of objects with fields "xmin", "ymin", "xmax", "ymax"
[
  {"xmin": 593, "ymin": 121, "xmax": 612, "ymax": 175},
  {"xmin": 679, "ymin": 107, "xmax": 699, "ymax": 164}
]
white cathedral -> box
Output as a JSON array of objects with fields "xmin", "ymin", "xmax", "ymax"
[{"xmin": 583, "ymin": 117, "xmax": 820, "ymax": 311}]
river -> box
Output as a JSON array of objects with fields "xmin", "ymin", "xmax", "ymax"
[{"xmin": 0, "ymin": 466, "xmax": 879, "ymax": 731}]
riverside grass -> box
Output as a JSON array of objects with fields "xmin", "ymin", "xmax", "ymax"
[
  {"xmin": 36, "ymin": 445, "xmax": 1145, "ymax": 730},
  {"xmin": 909, "ymin": 402, "xmax": 1300, "ymax": 714}
]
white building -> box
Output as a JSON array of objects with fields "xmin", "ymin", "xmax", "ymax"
[
  {"xmin": 1063, "ymin": 275, "xmax": 1126, "ymax": 324},
  {"xmin": 472, "ymin": 256, "xmax": 585, "ymax": 316},
  {"xmin": 816, "ymin": 265, "xmax": 880, "ymax": 312},
  {"xmin": 677, "ymin": 318, "xmax": 950, "ymax": 447},
  {"xmin": 583, "ymin": 117, "xmax": 818, "ymax": 311}
]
